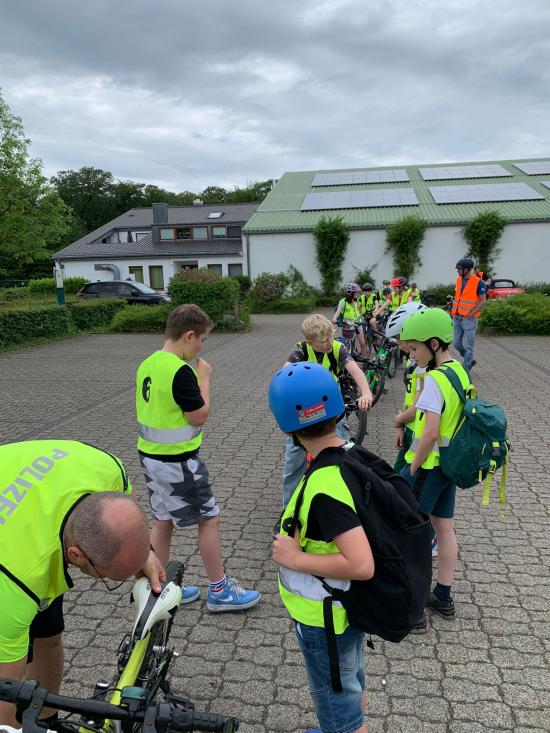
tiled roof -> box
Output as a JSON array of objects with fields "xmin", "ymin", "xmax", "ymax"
[
  {"xmin": 243, "ymin": 158, "xmax": 550, "ymax": 233},
  {"xmin": 54, "ymin": 235, "xmax": 243, "ymax": 260},
  {"xmin": 53, "ymin": 202, "xmax": 258, "ymax": 259}
]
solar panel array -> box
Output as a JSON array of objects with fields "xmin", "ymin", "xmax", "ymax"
[
  {"xmin": 428, "ymin": 182, "xmax": 544, "ymax": 205},
  {"xmin": 419, "ymin": 164, "xmax": 512, "ymax": 181},
  {"xmin": 513, "ymin": 161, "xmax": 550, "ymax": 175},
  {"xmin": 312, "ymin": 169, "xmax": 409, "ymax": 186},
  {"xmin": 301, "ymin": 188, "xmax": 419, "ymax": 211}
]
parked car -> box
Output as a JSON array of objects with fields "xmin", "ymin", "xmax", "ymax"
[
  {"xmin": 77, "ymin": 280, "xmax": 171, "ymax": 305},
  {"xmin": 486, "ymin": 279, "xmax": 526, "ymax": 300}
]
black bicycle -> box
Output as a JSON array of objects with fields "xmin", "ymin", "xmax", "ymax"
[{"xmin": 339, "ymin": 373, "xmax": 367, "ymax": 445}]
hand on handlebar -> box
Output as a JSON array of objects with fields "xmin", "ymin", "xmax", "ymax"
[{"xmin": 356, "ymin": 393, "xmax": 372, "ymax": 411}]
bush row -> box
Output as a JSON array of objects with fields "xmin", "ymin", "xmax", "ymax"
[
  {"xmin": 248, "ymin": 296, "xmax": 316, "ymax": 314},
  {"xmin": 479, "ymin": 294, "xmax": 550, "ymax": 335}
]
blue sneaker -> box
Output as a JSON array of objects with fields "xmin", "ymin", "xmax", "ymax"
[
  {"xmin": 181, "ymin": 585, "xmax": 200, "ymax": 604},
  {"xmin": 207, "ymin": 576, "xmax": 261, "ymax": 612}
]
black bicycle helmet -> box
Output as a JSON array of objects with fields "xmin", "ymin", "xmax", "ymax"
[
  {"xmin": 456, "ymin": 257, "xmax": 474, "ymax": 270},
  {"xmin": 382, "ymin": 286, "xmax": 392, "ymax": 296},
  {"xmin": 362, "ymin": 282, "xmax": 373, "ymax": 291}
]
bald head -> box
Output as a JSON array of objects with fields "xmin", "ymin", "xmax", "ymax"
[{"xmin": 65, "ymin": 493, "xmax": 150, "ymax": 580}]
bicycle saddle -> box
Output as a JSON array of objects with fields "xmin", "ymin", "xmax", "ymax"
[{"xmin": 130, "ymin": 577, "xmax": 182, "ymax": 640}]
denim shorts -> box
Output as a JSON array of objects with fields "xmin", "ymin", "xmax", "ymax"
[
  {"xmin": 401, "ymin": 464, "xmax": 456, "ymax": 518},
  {"xmin": 295, "ymin": 622, "xmax": 365, "ymax": 733}
]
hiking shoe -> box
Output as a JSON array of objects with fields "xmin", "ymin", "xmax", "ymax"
[
  {"xmin": 426, "ymin": 591, "xmax": 455, "ymax": 618},
  {"xmin": 410, "ymin": 612, "xmax": 427, "ymax": 634},
  {"xmin": 207, "ymin": 576, "xmax": 261, "ymax": 612},
  {"xmin": 431, "ymin": 537, "xmax": 438, "ymax": 557},
  {"xmin": 181, "ymin": 585, "xmax": 200, "ymax": 604}
]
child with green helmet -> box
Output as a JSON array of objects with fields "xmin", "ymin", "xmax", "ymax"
[{"xmin": 398, "ymin": 307, "xmax": 473, "ymax": 632}]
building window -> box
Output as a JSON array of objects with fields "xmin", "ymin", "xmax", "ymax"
[
  {"xmin": 135, "ymin": 232, "xmax": 149, "ymax": 242},
  {"xmin": 160, "ymin": 228, "xmax": 174, "ymax": 240},
  {"xmin": 207, "ymin": 263, "xmax": 223, "ymax": 276},
  {"xmin": 208, "ymin": 212, "xmax": 223, "ymax": 219},
  {"xmin": 228, "ymin": 263, "xmax": 243, "ymax": 277},
  {"xmin": 176, "ymin": 227, "xmax": 192, "ymax": 240},
  {"xmin": 193, "ymin": 227, "xmax": 208, "ymax": 239},
  {"xmin": 129, "ymin": 266, "xmax": 144, "ymax": 283},
  {"xmin": 226, "ymin": 225, "xmax": 241, "ymax": 239},
  {"xmin": 149, "ymin": 266, "xmax": 164, "ymax": 290},
  {"xmin": 212, "ymin": 226, "xmax": 226, "ymax": 238}
]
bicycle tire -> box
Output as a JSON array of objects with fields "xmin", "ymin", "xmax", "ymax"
[
  {"xmin": 135, "ymin": 561, "xmax": 184, "ymax": 697},
  {"xmin": 342, "ymin": 386, "xmax": 367, "ymax": 445},
  {"xmin": 387, "ymin": 347, "xmax": 399, "ymax": 379},
  {"xmin": 369, "ymin": 368, "xmax": 385, "ymax": 407}
]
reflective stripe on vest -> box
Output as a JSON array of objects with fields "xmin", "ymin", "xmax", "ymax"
[
  {"xmin": 452, "ymin": 275, "xmax": 481, "ymax": 318},
  {"xmin": 136, "ymin": 351, "xmax": 203, "ymax": 456},
  {"xmin": 277, "ymin": 464, "xmax": 355, "ymax": 633},
  {"xmin": 405, "ymin": 361, "xmax": 471, "ymax": 469}
]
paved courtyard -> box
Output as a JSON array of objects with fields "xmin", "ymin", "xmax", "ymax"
[{"xmin": 1, "ymin": 313, "xmax": 549, "ymax": 733}]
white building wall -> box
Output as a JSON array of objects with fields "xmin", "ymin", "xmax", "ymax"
[{"xmin": 248, "ymin": 221, "xmax": 550, "ymax": 288}]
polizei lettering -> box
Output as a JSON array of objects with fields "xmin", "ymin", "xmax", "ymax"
[{"xmin": 0, "ymin": 448, "xmax": 69, "ymax": 525}]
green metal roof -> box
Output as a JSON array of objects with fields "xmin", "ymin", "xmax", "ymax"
[{"xmin": 243, "ymin": 158, "xmax": 550, "ymax": 233}]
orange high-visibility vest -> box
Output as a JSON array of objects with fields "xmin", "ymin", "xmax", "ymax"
[{"xmin": 452, "ymin": 275, "xmax": 482, "ymax": 318}]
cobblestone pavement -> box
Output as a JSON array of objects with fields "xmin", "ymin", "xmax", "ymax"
[{"xmin": 1, "ymin": 314, "xmax": 549, "ymax": 733}]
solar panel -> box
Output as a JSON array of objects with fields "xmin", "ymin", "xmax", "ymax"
[
  {"xmin": 513, "ymin": 161, "xmax": 550, "ymax": 175},
  {"xmin": 311, "ymin": 169, "xmax": 409, "ymax": 186},
  {"xmin": 301, "ymin": 188, "xmax": 419, "ymax": 211},
  {"xmin": 541, "ymin": 181, "xmax": 550, "ymax": 190},
  {"xmin": 429, "ymin": 183, "xmax": 544, "ymax": 204},
  {"xmin": 419, "ymin": 164, "xmax": 512, "ymax": 181}
]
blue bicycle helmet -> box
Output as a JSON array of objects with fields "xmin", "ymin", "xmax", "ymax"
[{"xmin": 268, "ymin": 362, "xmax": 344, "ymax": 433}]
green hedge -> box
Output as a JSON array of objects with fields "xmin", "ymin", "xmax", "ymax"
[
  {"xmin": 0, "ymin": 287, "xmax": 31, "ymax": 302},
  {"xmin": 422, "ymin": 283, "xmax": 455, "ymax": 306},
  {"xmin": 110, "ymin": 305, "xmax": 171, "ymax": 332},
  {"xmin": 315, "ymin": 295, "xmax": 339, "ymax": 307},
  {"xmin": 479, "ymin": 294, "xmax": 550, "ymax": 335},
  {"xmin": 167, "ymin": 277, "xmax": 240, "ymax": 326},
  {"xmin": 28, "ymin": 277, "xmax": 89, "ymax": 295},
  {"xmin": 520, "ymin": 281, "xmax": 550, "ymax": 296},
  {"xmin": 248, "ymin": 296, "xmax": 316, "ymax": 314},
  {"xmin": 68, "ymin": 299, "xmax": 127, "ymax": 330},
  {"xmin": 0, "ymin": 306, "xmax": 72, "ymax": 348}
]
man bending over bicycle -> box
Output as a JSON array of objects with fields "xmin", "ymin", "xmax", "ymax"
[
  {"xmin": 281, "ymin": 313, "xmax": 373, "ymax": 506},
  {"xmin": 332, "ymin": 282, "xmax": 368, "ymax": 357},
  {"xmin": 0, "ymin": 440, "xmax": 164, "ymax": 728}
]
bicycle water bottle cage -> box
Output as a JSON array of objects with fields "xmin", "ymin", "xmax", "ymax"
[{"xmin": 130, "ymin": 577, "xmax": 182, "ymax": 640}]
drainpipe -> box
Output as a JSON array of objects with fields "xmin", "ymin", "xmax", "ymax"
[{"xmin": 244, "ymin": 232, "xmax": 251, "ymax": 277}]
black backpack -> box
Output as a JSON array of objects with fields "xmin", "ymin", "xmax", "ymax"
[{"xmin": 284, "ymin": 443, "xmax": 432, "ymax": 692}]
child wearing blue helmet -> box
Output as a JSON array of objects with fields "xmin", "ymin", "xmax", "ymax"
[{"xmin": 269, "ymin": 362, "xmax": 373, "ymax": 733}]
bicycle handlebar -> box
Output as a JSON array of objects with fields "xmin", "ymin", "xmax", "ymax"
[{"xmin": 0, "ymin": 679, "xmax": 238, "ymax": 733}]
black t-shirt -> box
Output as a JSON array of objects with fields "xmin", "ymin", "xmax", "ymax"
[
  {"xmin": 306, "ymin": 494, "xmax": 361, "ymax": 542},
  {"xmin": 172, "ymin": 365, "xmax": 205, "ymax": 412}
]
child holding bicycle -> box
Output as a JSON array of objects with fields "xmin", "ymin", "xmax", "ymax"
[
  {"xmin": 331, "ymin": 282, "xmax": 368, "ymax": 357},
  {"xmin": 135, "ymin": 304, "xmax": 261, "ymax": 613},
  {"xmin": 281, "ymin": 313, "xmax": 373, "ymax": 507}
]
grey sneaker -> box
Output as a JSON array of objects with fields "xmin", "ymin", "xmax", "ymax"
[
  {"xmin": 410, "ymin": 612, "xmax": 427, "ymax": 634},
  {"xmin": 426, "ymin": 591, "xmax": 455, "ymax": 618}
]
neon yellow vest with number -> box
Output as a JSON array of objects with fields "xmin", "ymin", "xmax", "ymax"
[
  {"xmin": 403, "ymin": 360, "xmax": 422, "ymax": 430},
  {"xmin": 302, "ymin": 341, "xmax": 342, "ymax": 382},
  {"xmin": 136, "ymin": 351, "xmax": 203, "ymax": 455},
  {"xmin": 278, "ymin": 465, "xmax": 356, "ymax": 633},
  {"xmin": 0, "ymin": 440, "xmax": 130, "ymax": 611},
  {"xmin": 388, "ymin": 289, "xmax": 411, "ymax": 312},
  {"xmin": 405, "ymin": 361, "xmax": 471, "ymax": 469},
  {"xmin": 360, "ymin": 292, "xmax": 377, "ymax": 315},
  {"xmin": 339, "ymin": 298, "xmax": 361, "ymax": 322}
]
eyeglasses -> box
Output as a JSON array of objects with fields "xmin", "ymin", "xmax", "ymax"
[{"xmin": 87, "ymin": 554, "xmax": 128, "ymax": 593}]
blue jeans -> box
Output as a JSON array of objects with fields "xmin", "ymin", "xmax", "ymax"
[
  {"xmin": 282, "ymin": 417, "xmax": 349, "ymax": 508},
  {"xmin": 453, "ymin": 316, "xmax": 478, "ymax": 372},
  {"xmin": 295, "ymin": 622, "xmax": 365, "ymax": 733}
]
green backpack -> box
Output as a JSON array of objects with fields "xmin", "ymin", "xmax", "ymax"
[{"xmin": 436, "ymin": 365, "xmax": 509, "ymax": 511}]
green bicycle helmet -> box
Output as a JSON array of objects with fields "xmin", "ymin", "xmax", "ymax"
[{"xmin": 400, "ymin": 307, "xmax": 454, "ymax": 344}]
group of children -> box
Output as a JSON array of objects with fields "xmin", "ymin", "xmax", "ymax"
[{"xmin": 135, "ymin": 298, "xmax": 471, "ymax": 733}]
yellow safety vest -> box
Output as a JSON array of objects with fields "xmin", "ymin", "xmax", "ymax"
[
  {"xmin": 405, "ymin": 361, "xmax": 471, "ymax": 469},
  {"xmin": 136, "ymin": 351, "xmax": 203, "ymax": 456},
  {"xmin": 339, "ymin": 298, "xmax": 362, "ymax": 322},
  {"xmin": 300, "ymin": 341, "xmax": 343, "ymax": 382},
  {"xmin": 403, "ymin": 360, "xmax": 423, "ymax": 430},
  {"xmin": 278, "ymin": 464, "xmax": 357, "ymax": 633},
  {"xmin": 360, "ymin": 292, "xmax": 377, "ymax": 315},
  {"xmin": 388, "ymin": 289, "xmax": 411, "ymax": 313}
]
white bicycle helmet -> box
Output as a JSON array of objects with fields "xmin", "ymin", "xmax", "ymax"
[{"xmin": 385, "ymin": 301, "xmax": 427, "ymax": 338}]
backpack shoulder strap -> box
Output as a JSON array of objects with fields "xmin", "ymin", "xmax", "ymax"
[
  {"xmin": 326, "ymin": 348, "xmax": 339, "ymax": 375},
  {"xmin": 435, "ymin": 364, "xmax": 466, "ymax": 404}
]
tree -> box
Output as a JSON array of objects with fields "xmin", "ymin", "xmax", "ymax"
[
  {"xmin": 313, "ymin": 216, "xmax": 350, "ymax": 295},
  {"xmin": 51, "ymin": 167, "xmax": 116, "ymax": 232},
  {"xmin": 385, "ymin": 215, "xmax": 427, "ymax": 278},
  {"xmin": 0, "ymin": 90, "xmax": 71, "ymax": 274},
  {"xmin": 463, "ymin": 210, "xmax": 507, "ymax": 274}
]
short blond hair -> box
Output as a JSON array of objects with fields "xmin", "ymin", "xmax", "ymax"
[{"xmin": 301, "ymin": 313, "xmax": 335, "ymax": 341}]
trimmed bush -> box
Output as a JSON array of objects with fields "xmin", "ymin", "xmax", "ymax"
[
  {"xmin": 68, "ymin": 299, "xmax": 127, "ymax": 330},
  {"xmin": 167, "ymin": 276, "xmax": 240, "ymax": 326},
  {"xmin": 315, "ymin": 295, "xmax": 339, "ymax": 307},
  {"xmin": 0, "ymin": 286, "xmax": 31, "ymax": 302},
  {"xmin": 230, "ymin": 274, "xmax": 252, "ymax": 297},
  {"xmin": 422, "ymin": 283, "xmax": 455, "ymax": 306},
  {"xmin": 0, "ymin": 306, "xmax": 71, "ymax": 349},
  {"xmin": 28, "ymin": 277, "xmax": 55, "ymax": 295},
  {"xmin": 110, "ymin": 304, "xmax": 171, "ymax": 332},
  {"xmin": 247, "ymin": 272, "xmax": 289, "ymax": 304},
  {"xmin": 64, "ymin": 277, "xmax": 89, "ymax": 294},
  {"xmin": 479, "ymin": 293, "xmax": 550, "ymax": 335},
  {"xmin": 171, "ymin": 267, "xmax": 220, "ymax": 283},
  {"xmin": 249, "ymin": 296, "xmax": 315, "ymax": 314}
]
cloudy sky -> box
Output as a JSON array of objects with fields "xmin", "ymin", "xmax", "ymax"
[{"xmin": 1, "ymin": 0, "xmax": 549, "ymax": 192}]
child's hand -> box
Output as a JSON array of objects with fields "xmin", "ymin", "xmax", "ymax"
[
  {"xmin": 357, "ymin": 393, "xmax": 372, "ymax": 411},
  {"xmin": 394, "ymin": 427, "xmax": 405, "ymax": 449},
  {"xmin": 272, "ymin": 532, "xmax": 301, "ymax": 569},
  {"xmin": 196, "ymin": 357, "xmax": 212, "ymax": 380}
]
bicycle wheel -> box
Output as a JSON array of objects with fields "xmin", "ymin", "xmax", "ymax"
[
  {"xmin": 369, "ymin": 367, "xmax": 386, "ymax": 407},
  {"xmin": 387, "ymin": 347, "xmax": 399, "ymax": 379},
  {"xmin": 342, "ymin": 386, "xmax": 367, "ymax": 445},
  {"xmin": 135, "ymin": 560, "xmax": 184, "ymax": 697}
]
